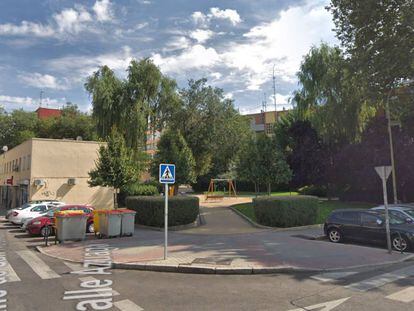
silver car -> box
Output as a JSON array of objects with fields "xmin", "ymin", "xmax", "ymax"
[{"xmin": 371, "ymin": 204, "xmax": 414, "ymax": 223}]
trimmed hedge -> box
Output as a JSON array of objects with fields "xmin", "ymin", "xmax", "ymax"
[
  {"xmin": 253, "ymin": 196, "xmax": 318, "ymax": 227},
  {"xmin": 125, "ymin": 196, "xmax": 199, "ymax": 227},
  {"xmin": 298, "ymin": 185, "xmax": 327, "ymax": 197}
]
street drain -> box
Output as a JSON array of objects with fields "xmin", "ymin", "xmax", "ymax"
[{"xmin": 192, "ymin": 257, "xmax": 233, "ymax": 265}]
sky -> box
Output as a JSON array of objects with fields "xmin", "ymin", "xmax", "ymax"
[{"xmin": 0, "ymin": 0, "xmax": 338, "ymax": 114}]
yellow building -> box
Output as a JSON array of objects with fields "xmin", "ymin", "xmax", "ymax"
[
  {"xmin": 246, "ymin": 109, "xmax": 290, "ymax": 136},
  {"xmin": 0, "ymin": 138, "xmax": 114, "ymax": 210}
]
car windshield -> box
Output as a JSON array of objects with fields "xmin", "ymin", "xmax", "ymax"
[{"xmin": 17, "ymin": 203, "xmax": 31, "ymax": 210}]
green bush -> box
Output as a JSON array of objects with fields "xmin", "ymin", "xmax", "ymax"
[
  {"xmin": 125, "ymin": 196, "xmax": 199, "ymax": 227},
  {"xmin": 253, "ymin": 196, "xmax": 318, "ymax": 227},
  {"xmin": 124, "ymin": 183, "xmax": 159, "ymax": 196},
  {"xmin": 298, "ymin": 185, "xmax": 327, "ymax": 197}
]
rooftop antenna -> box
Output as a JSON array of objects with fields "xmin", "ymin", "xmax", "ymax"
[
  {"xmin": 39, "ymin": 90, "xmax": 44, "ymax": 107},
  {"xmin": 273, "ymin": 65, "xmax": 277, "ymax": 120}
]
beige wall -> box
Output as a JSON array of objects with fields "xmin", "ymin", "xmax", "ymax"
[
  {"xmin": 0, "ymin": 139, "xmax": 32, "ymax": 185},
  {"xmin": 1, "ymin": 138, "xmax": 114, "ymax": 209}
]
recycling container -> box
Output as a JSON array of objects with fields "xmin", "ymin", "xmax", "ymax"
[
  {"xmin": 100, "ymin": 210, "xmax": 122, "ymax": 238},
  {"xmin": 119, "ymin": 209, "xmax": 136, "ymax": 236},
  {"xmin": 55, "ymin": 211, "xmax": 87, "ymax": 242},
  {"xmin": 93, "ymin": 210, "xmax": 107, "ymax": 234}
]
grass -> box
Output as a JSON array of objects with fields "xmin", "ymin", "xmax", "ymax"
[
  {"xmin": 201, "ymin": 191, "xmax": 298, "ymax": 197},
  {"xmin": 232, "ymin": 199, "xmax": 375, "ymax": 226}
]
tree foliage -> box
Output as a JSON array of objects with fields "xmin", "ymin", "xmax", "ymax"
[
  {"xmin": 328, "ymin": 0, "xmax": 414, "ymax": 93},
  {"xmin": 150, "ymin": 129, "xmax": 196, "ymax": 187}
]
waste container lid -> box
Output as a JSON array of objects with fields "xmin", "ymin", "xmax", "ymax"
[
  {"xmin": 117, "ymin": 209, "xmax": 136, "ymax": 213},
  {"xmin": 55, "ymin": 210, "xmax": 86, "ymax": 217}
]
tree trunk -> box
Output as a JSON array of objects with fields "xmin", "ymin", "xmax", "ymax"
[
  {"xmin": 114, "ymin": 189, "xmax": 118, "ymax": 209},
  {"xmin": 267, "ymin": 183, "xmax": 271, "ymax": 196}
]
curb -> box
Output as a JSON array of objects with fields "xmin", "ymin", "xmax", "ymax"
[
  {"xmin": 135, "ymin": 215, "xmax": 203, "ymax": 232},
  {"xmin": 37, "ymin": 245, "xmax": 414, "ymax": 275}
]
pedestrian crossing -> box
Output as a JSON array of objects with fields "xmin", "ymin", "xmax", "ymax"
[
  {"xmin": 311, "ymin": 265, "xmax": 414, "ymax": 305},
  {"xmin": 5, "ymin": 249, "xmax": 144, "ymax": 310}
]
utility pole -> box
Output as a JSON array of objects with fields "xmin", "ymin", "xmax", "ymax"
[
  {"xmin": 273, "ymin": 65, "xmax": 277, "ymax": 120},
  {"xmin": 385, "ymin": 89, "xmax": 398, "ymax": 204}
]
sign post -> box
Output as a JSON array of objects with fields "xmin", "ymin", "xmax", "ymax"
[
  {"xmin": 375, "ymin": 166, "xmax": 393, "ymax": 254},
  {"xmin": 159, "ymin": 164, "xmax": 176, "ymax": 260}
]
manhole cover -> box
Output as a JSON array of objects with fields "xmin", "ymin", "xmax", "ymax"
[{"xmin": 192, "ymin": 257, "xmax": 233, "ymax": 265}]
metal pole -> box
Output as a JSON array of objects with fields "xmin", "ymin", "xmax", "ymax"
[
  {"xmin": 164, "ymin": 183, "xmax": 168, "ymax": 260},
  {"xmin": 386, "ymin": 91, "xmax": 398, "ymax": 204},
  {"xmin": 381, "ymin": 167, "xmax": 392, "ymax": 254}
]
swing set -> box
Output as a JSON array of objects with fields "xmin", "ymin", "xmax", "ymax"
[{"xmin": 205, "ymin": 179, "xmax": 237, "ymax": 201}]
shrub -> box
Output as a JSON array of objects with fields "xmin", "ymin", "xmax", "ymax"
[
  {"xmin": 124, "ymin": 183, "xmax": 159, "ymax": 196},
  {"xmin": 125, "ymin": 196, "xmax": 199, "ymax": 227},
  {"xmin": 253, "ymin": 196, "xmax": 318, "ymax": 227},
  {"xmin": 298, "ymin": 185, "xmax": 327, "ymax": 197}
]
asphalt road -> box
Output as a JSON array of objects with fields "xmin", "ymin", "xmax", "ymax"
[{"xmin": 1, "ymin": 219, "xmax": 414, "ymax": 311}]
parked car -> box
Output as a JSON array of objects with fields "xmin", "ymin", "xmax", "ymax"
[
  {"xmin": 26, "ymin": 205, "xmax": 94, "ymax": 237},
  {"xmin": 6, "ymin": 201, "xmax": 65, "ymax": 220},
  {"xmin": 324, "ymin": 209, "xmax": 414, "ymax": 251},
  {"xmin": 8, "ymin": 203, "xmax": 56, "ymax": 225},
  {"xmin": 371, "ymin": 204, "xmax": 414, "ymax": 223}
]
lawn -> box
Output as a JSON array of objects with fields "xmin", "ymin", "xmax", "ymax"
[
  {"xmin": 232, "ymin": 199, "xmax": 375, "ymax": 226},
  {"xmin": 201, "ymin": 191, "xmax": 298, "ymax": 197}
]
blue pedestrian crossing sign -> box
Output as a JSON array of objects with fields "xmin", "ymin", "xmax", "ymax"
[{"xmin": 159, "ymin": 164, "xmax": 175, "ymax": 184}]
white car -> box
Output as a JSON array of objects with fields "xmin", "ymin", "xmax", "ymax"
[
  {"xmin": 9, "ymin": 203, "xmax": 56, "ymax": 225},
  {"xmin": 6, "ymin": 201, "xmax": 65, "ymax": 220}
]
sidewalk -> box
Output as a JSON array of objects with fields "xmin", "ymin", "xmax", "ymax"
[{"xmin": 39, "ymin": 222, "xmax": 414, "ymax": 274}]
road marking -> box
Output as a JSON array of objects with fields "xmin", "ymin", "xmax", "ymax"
[
  {"xmin": 78, "ymin": 277, "xmax": 120, "ymax": 297},
  {"xmin": 4, "ymin": 262, "xmax": 21, "ymax": 282},
  {"xmin": 63, "ymin": 261, "xmax": 83, "ymax": 271},
  {"xmin": 288, "ymin": 297, "xmax": 350, "ymax": 311},
  {"xmin": 16, "ymin": 250, "xmax": 60, "ymax": 279},
  {"xmin": 114, "ymin": 299, "xmax": 145, "ymax": 311},
  {"xmin": 386, "ymin": 286, "xmax": 414, "ymax": 303},
  {"xmin": 345, "ymin": 265, "xmax": 414, "ymax": 292},
  {"xmin": 311, "ymin": 272, "xmax": 357, "ymax": 283}
]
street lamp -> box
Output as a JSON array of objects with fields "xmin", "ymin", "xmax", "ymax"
[{"xmin": 385, "ymin": 79, "xmax": 413, "ymax": 204}]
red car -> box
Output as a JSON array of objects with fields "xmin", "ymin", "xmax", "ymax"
[{"xmin": 26, "ymin": 205, "xmax": 94, "ymax": 237}]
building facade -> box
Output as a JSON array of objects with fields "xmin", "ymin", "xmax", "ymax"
[
  {"xmin": 0, "ymin": 138, "xmax": 114, "ymax": 210},
  {"xmin": 245, "ymin": 109, "xmax": 290, "ymax": 136},
  {"xmin": 35, "ymin": 107, "xmax": 62, "ymax": 119}
]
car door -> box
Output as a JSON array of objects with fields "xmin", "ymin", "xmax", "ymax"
[
  {"xmin": 359, "ymin": 213, "xmax": 386, "ymax": 244},
  {"xmin": 339, "ymin": 212, "xmax": 361, "ymax": 239}
]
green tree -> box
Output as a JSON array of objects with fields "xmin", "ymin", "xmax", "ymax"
[
  {"xmin": 88, "ymin": 129, "xmax": 139, "ymax": 207},
  {"xmin": 172, "ymin": 78, "xmax": 251, "ymax": 179},
  {"xmin": 0, "ymin": 109, "xmax": 37, "ymax": 150},
  {"xmin": 328, "ymin": 0, "xmax": 414, "ymax": 93},
  {"xmin": 151, "ymin": 130, "xmax": 196, "ymax": 192},
  {"xmin": 294, "ymin": 43, "xmax": 375, "ymax": 146},
  {"xmin": 237, "ymin": 135, "xmax": 262, "ymax": 193}
]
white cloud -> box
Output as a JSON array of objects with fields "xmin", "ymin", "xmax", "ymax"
[
  {"xmin": 93, "ymin": 0, "xmax": 113, "ymax": 22},
  {"xmin": 192, "ymin": 7, "xmax": 242, "ymax": 27},
  {"xmin": 164, "ymin": 36, "xmax": 191, "ymax": 52},
  {"xmin": 209, "ymin": 8, "xmax": 242, "ymax": 25},
  {"xmin": 152, "ymin": 44, "xmax": 220, "ymax": 74},
  {"xmin": 189, "ymin": 29, "xmax": 214, "ymax": 43},
  {"xmin": 19, "ymin": 73, "xmax": 69, "ymax": 90},
  {"xmin": 220, "ymin": 0, "xmax": 337, "ymax": 90},
  {"xmin": 0, "ymin": 95, "xmax": 63, "ymax": 110},
  {"xmin": 0, "ymin": 21, "xmax": 54, "ymax": 37},
  {"xmin": 0, "ymin": 1, "xmax": 112, "ymax": 38},
  {"xmin": 47, "ymin": 46, "xmax": 133, "ymax": 80}
]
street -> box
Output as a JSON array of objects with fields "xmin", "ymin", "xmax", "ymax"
[{"xmin": 1, "ymin": 219, "xmax": 414, "ymax": 311}]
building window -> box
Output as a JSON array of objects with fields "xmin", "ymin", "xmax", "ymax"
[
  {"xmin": 265, "ymin": 123, "xmax": 273, "ymax": 135},
  {"xmin": 27, "ymin": 155, "xmax": 31, "ymax": 170},
  {"xmin": 18, "ymin": 158, "xmax": 21, "ymax": 172}
]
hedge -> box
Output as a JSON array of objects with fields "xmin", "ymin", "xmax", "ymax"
[
  {"xmin": 297, "ymin": 185, "xmax": 327, "ymax": 197},
  {"xmin": 253, "ymin": 196, "xmax": 318, "ymax": 227},
  {"xmin": 125, "ymin": 196, "xmax": 199, "ymax": 227}
]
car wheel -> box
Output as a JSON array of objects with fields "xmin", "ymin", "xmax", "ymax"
[
  {"xmin": 40, "ymin": 226, "xmax": 53, "ymax": 237},
  {"xmin": 328, "ymin": 228, "xmax": 342, "ymax": 243},
  {"xmin": 392, "ymin": 235, "xmax": 409, "ymax": 252},
  {"xmin": 87, "ymin": 222, "xmax": 94, "ymax": 233}
]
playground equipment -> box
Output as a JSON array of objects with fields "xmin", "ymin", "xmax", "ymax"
[{"xmin": 205, "ymin": 179, "xmax": 237, "ymax": 201}]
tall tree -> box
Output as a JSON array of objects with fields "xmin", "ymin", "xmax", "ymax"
[
  {"xmin": 88, "ymin": 129, "xmax": 139, "ymax": 207},
  {"xmin": 328, "ymin": 0, "xmax": 414, "ymax": 93},
  {"xmin": 151, "ymin": 129, "xmax": 196, "ymax": 192}
]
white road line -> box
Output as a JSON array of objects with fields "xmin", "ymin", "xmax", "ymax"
[
  {"xmin": 63, "ymin": 261, "xmax": 83, "ymax": 271},
  {"xmin": 78, "ymin": 277, "xmax": 120, "ymax": 296},
  {"xmin": 386, "ymin": 286, "xmax": 414, "ymax": 303},
  {"xmin": 311, "ymin": 272, "xmax": 357, "ymax": 283},
  {"xmin": 114, "ymin": 299, "xmax": 144, "ymax": 311},
  {"xmin": 345, "ymin": 265, "xmax": 414, "ymax": 292},
  {"xmin": 16, "ymin": 250, "xmax": 60, "ymax": 280},
  {"xmin": 4, "ymin": 262, "xmax": 21, "ymax": 282}
]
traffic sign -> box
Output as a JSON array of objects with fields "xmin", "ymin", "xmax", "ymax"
[
  {"xmin": 159, "ymin": 164, "xmax": 175, "ymax": 184},
  {"xmin": 375, "ymin": 166, "xmax": 392, "ymax": 180}
]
